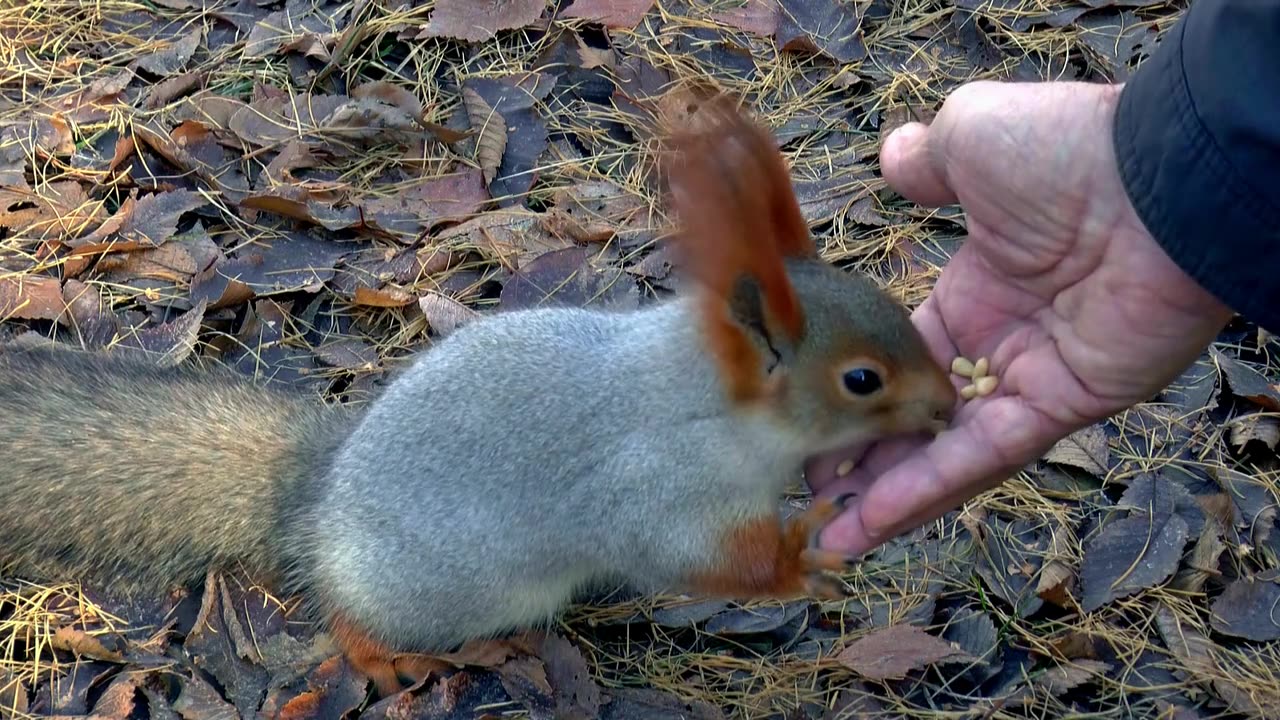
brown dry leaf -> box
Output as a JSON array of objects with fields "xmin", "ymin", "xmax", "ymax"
[
  {"xmin": 1043, "ymin": 424, "xmax": 1110, "ymax": 477},
  {"xmin": 1030, "ymin": 659, "xmax": 1111, "ymax": 696},
  {"xmin": 835, "ymin": 624, "xmax": 973, "ymax": 681},
  {"xmin": 536, "ymin": 632, "xmax": 602, "ymax": 720},
  {"xmin": 1156, "ymin": 604, "xmax": 1280, "ymax": 717},
  {"xmin": 1227, "ymin": 412, "xmax": 1280, "ymax": 451},
  {"xmin": 418, "ymin": 0, "xmax": 549, "ymax": 42},
  {"xmin": 357, "ymin": 168, "xmax": 489, "ymax": 238},
  {"xmin": 1079, "ymin": 509, "xmax": 1189, "ymax": 613},
  {"xmin": 0, "ymin": 181, "xmax": 103, "ymax": 240},
  {"xmin": 559, "ymin": 0, "xmax": 655, "ymax": 28},
  {"xmin": 460, "ymin": 74, "xmax": 554, "ymax": 202},
  {"xmin": 263, "ymin": 141, "xmax": 318, "ymax": 182},
  {"xmin": 144, "ymin": 71, "xmax": 205, "ymax": 109},
  {"xmin": 1036, "ymin": 526, "xmax": 1077, "ymax": 609},
  {"xmin": 352, "ymin": 285, "xmax": 416, "ymax": 307},
  {"xmin": 436, "ymin": 208, "xmax": 572, "ymax": 268},
  {"xmin": 419, "ymin": 291, "xmax": 479, "ymax": 336},
  {"xmin": 777, "ymin": 0, "xmax": 867, "ymax": 63},
  {"xmin": 49, "ymin": 625, "xmax": 125, "ymax": 663},
  {"xmin": 713, "ymin": 0, "xmax": 779, "ymax": 35},
  {"xmin": 40, "ymin": 69, "xmax": 134, "ymax": 123},
  {"xmin": 244, "ymin": 3, "xmax": 345, "ymax": 60},
  {"xmin": 351, "ymin": 80, "xmax": 422, "ymax": 121},
  {"xmin": 1172, "ymin": 519, "xmax": 1226, "ymax": 593},
  {"xmin": 500, "ymin": 245, "xmax": 639, "ymax": 311},
  {"xmin": 89, "ymin": 674, "xmax": 139, "ymax": 719},
  {"xmin": 114, "ymin": 299, "xmax": 207, "ymax": 367},
  {"xmin": 1212, "ymin": 346, "xmax": 1280, "ymax": 411},
  {"xmin": 0, "ymin": 275, "xmax": 64, "ymax": 321},
  {"xmin": 462, "ymin": 86, "xmax": 508, "ymax": 185},
  {"xmin": 1209, "ymin": 573, "xmax": 1280, "ymax": 641},
  {"xmin": 0, "ymin": 671, "xmax": 29, "ymax": 716},
  {"xmin": 73, "ymin": 189, "xmax": 207, "ymax": 250},
  {"xmin": 428, "ymin": 635, "xmax": 537, "ymax": 668},
  {"xmin": 313, "ymin": 338, "xmax": 379, "ymax": 370},
  {"xmin": 239, "ymin": 186, "xmax": 362, "ymax": 232},
  {"xmin": 133, "ymin": 120, "xmax": 250, "ymax": 200}
]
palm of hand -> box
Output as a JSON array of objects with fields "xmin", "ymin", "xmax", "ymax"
[{"xmin": 812, "ymin": 81, "xmax": 1232, "ymax": 555}]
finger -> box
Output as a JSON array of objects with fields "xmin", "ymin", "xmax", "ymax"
[
  {"xmin": 818, "ymin": 396, "xmax": 1055, "ymax": 554},
  {"xmin": 880, "ymin": 122, "xmax": 958, "ymax": 208}
]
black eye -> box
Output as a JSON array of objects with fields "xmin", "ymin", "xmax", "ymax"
[{"xmin": 842, "ymin": 368, "xmax": 882, "ymax": 396}]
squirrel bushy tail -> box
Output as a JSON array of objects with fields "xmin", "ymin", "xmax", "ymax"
[{"xmin": 0, "ymin": 345, "xmax": 352, "ymax": 593}]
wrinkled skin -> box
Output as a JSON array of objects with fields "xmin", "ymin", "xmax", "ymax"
[{"xmin": 810, "ymin": 81, "xmax": 1234, "ymax": 554}]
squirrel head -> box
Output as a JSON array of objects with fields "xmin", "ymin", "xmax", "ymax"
[{"xmin": 663, "ymin": 96, "xmax": 957, "ymax": 455}]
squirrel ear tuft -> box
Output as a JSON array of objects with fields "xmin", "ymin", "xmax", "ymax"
[{"xmin": 663, "ymin": 96, "xmax": 813, "ymax": 403}]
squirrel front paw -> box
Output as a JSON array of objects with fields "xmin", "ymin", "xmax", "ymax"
[{"xmin": 685, "ymin": 494, "xmax": 857, "ymax": 601}]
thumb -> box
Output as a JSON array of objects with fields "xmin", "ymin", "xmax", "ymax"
[{"xmin": 879, "ymin": 121, "xmax": 957, "ymax": 208}]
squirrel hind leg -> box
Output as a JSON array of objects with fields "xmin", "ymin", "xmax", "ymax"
[
  {"xmin": 684, "ymin": 495, "xmax": 857, "ymax": 601},
  {"xmin": 328, "ymin": 613, "xmax": 412, "ymax": 697}
]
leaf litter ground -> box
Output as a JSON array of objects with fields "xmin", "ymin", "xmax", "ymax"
[{"xmin": 3, "ymin": 0, "xmax": 1279, "ymax": 718}]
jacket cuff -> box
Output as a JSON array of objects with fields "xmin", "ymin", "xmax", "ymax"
[{"xmin": 1112, "ymin": 9, "xmax": 1280, "ymax": 329}]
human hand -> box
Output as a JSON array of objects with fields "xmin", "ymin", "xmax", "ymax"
[{"xmin": 809, "ymin": 80, "xmax": 1234, "ymax": 555}]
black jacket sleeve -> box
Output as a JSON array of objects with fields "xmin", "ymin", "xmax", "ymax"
[{"xmin": 1113, "ymin": 0, "xmax": 1280, "ymax": 331}]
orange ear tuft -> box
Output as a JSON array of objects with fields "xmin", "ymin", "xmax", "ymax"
[{"xmin": 664, "ymin": 97, "xmax": 814, "ymax": 403}]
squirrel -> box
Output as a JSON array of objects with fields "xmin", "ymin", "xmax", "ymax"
[{"xmin": 0, "ymin": 98, "xmax": 958, "ymax": 697}]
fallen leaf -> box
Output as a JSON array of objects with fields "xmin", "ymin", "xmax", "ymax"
[
  {"xmin": 1209, "ymin": 573, "xmax": 1280, "ymax": 641},
  {"xmin": 1172, "ymin": 519, "xmax": 1226, "ymax": 593},
  {"xmin": 88, "ymin": 673, "xmax": 138, "ymax": 719},
  {"xmin": 650, "ymin": 598, "xmax": 732, "ymax": 627},
  {"xmin": 1030, "ymin": 659, "xmax": 1111, "ymax": 696},
  {"xmin": 1074, "ymin": 9, "xmax": 1158, "ymax": 81},
  {"xmin": 190, "ymin": 231, "xmax": 349, "ymax": 307},
  {"xmin": 1228, "ymin": 413, "xmax": 1280, "ymax": 451},
  {"xmin": 418, "ymin": 0, "xmax": 549, "ymax": 42},
  {"xmin": 559, "ymin": 0, "xmax": 655, "ymax": 28},
  {"xmin": 244, "ymin": 2, "xmax": 347, "ymax": 59},
  {"xmin": 704, "ymin": 601, "xmax": 809, "ymax": 636},
  {"xmin": 941, "ymin": 608, "xmax": 1000, "ymax": 681},
  {"xmin": 836, "ymin": 624, "xmax": 973, "ymax": 681},
  {"xmin": 40, "ymin": 69, "xmax": 134, "ymax": 123},
  {"xmin": 313, "ymin": 338, "xmax": 379, "ymax": 370},
  {"xmin": 1159, "ymin": 351, "xmax": 1219, "ymax": 413},
  {"xmin": 1043, "ymin": 424, "xmax": 1110, "ymax": 477},
  {"xmin": 462, "ymin": 86, "xmax": 508, "ymax": 185},
  {"xmin": 113, "ymin": 299, "xmax": 207, "ymax": 367},
  {"xmin": 435, "ymin": 208, "xmax": 573, "ymax": 268},
  {"xmin": 0, "ymin": 275, "xmax": 63, "ymax": 321},
  {"xmin": 713, "ymin": 0, "xmax": 779, "ymax": 35},
  {"xmin": 500, "ymin": 245, "xmax": 638, "ymax": 311},
  {"xmin": 143, "ymin": 71, "xmax": 205, "ymax": 109},
  {"xmin": 0, "ymin": 181, "xmax": 103, "ymax": 240},
  {"xmin": 0, "ymin": 671, "xmax": 28, "ymax": 716},
  {"xmin": 353, "ymin": 285, "xmax": 415, "ymax": 307},
  {"xmin": 1156, "ymin": 603, "xmax": 1280, "ymax": 717},
  {"xmin": 460, "ymin": 73, "xmax": 553, "ymax": 203},
  {"xmin": 49, "ymin": 626, "xmax": 125, "ymax": 663},
  {"xmin": 419, "ymin": 291, "xmax": 479, "ymax": 336},
  {"xmin": 971, "ymin": 515, "xmax": 1046, "ymax": 617},
  {"xmin": 1079, "ymin": 510, "xmax": 1190, "ymax": 613},
  {"xmin": 537, "ymin": 632, "xmax": 602, "ymax": 720},
  {"xmin": 777, "ymin": 0, "xmax": 867, "ymax": 63},
  {"xmin": 72, "ymin": 189, "xmax": 207, "ymax": 250},
  {"xmin": 1213, "ymin": 346, "xmax": 1280, "ymax": 411},
  {"xmin": 600, "ymin": 687, "xmax": 726, "ymax": 719}
]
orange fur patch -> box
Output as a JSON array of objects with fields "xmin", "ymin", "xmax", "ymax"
[{"xmin": 328, "ymin": 613, "xmax": 404, "ymax": 697}]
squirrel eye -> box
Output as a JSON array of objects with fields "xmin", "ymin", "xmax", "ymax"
[{"xmin": 841, "ymin": 368, "xmax": 882, "ymax": 396}]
